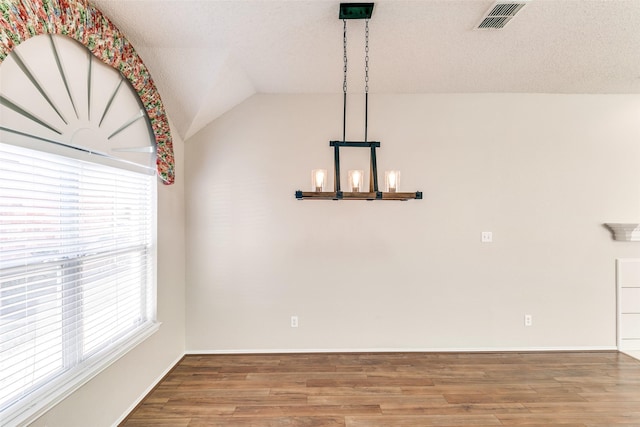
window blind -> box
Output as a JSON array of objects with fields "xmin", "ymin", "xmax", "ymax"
[{"xmin": 0, "ymin": 142, "xmax": 155, "ymax": 420}]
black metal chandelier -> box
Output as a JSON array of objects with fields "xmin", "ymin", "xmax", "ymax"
[{"xmin": 295, "ymin": 2, "xmax": 422, "ymax": 201}]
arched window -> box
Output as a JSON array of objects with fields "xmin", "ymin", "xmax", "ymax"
[{"xmin": 0, "ymin": 34, "xmax": 158, "ymax": 426}]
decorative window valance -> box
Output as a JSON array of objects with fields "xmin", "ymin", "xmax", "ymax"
[{"xmin": 0, "ymin": 0, "xmax": 175, "ymax": 185}]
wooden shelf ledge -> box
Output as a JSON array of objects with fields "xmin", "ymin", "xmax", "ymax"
[{"xmin": 604, "ymin": 223, "xmax": 640, "ymax": 242}]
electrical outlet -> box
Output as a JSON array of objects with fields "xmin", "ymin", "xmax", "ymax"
[
  {"xmin": 481, "ymin": 231, "xmax": 493, "ymax": 243},
  {"xmin": 290, "ymin": 315, "xmax": 299, "ymax": 328},
  {"xmin": 524, "ymin": 314, "xmax": 532, "ymax": 327}
]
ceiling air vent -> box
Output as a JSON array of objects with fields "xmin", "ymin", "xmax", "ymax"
[{"xmin": 477, "ymin": 1, "xmax": 528, "ymax": 29}]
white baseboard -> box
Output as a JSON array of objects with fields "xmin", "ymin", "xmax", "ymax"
[
  {"xmin": 186, "ymin": 345, "xmax": 618, "ymax": 355},
  {"xmin": 113, "ymin": 352, "xmax": 184, "ymax": 427},
  {"xmin": 621, "ymin": 350, "xmax": 640, "ymax": 361}
]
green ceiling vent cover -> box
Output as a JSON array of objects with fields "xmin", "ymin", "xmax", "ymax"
[{"xmin": 339, "ymin": 3, "xmax": 374, "ymax": 20}]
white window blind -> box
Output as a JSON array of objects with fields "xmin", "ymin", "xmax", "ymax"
[{"xmin": 0, "ymin": 142, "xmax": 156, "ymax": 423}]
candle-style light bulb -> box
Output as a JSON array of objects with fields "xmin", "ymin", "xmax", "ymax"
[
  {"xmin": 312, "ymin": 169, "xmax": 326, "ymax": 192},
  {"xmin": 315, "ymin": 170, "xmax": 324, "ymax": 191},
  {"xmin": 349, "ymin": 170, "xmax": 362, "ymax": 192},
  {"xmin": 386, "ymin": 170, "xmax": 399, "ymax": 192}
]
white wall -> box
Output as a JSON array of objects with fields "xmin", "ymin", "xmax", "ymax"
[
  {"xmin": 29, "ymin": 129, "xmax": 186, "ymax": 427},
  {"xmin": 185, "ymin": 93, "xmax": 640, "ymax": 352}
]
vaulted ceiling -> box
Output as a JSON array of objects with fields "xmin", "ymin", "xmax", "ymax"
[{"xmin": 90, "ymin": 0, "xmax": 640, "ymax": 140}]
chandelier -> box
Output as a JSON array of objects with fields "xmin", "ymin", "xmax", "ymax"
[{"xmin": 295, "ymin": 3, "xmax": 422, "ymax": 201}]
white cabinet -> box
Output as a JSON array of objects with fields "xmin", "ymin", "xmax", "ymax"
[{"xmin": 618, "ymin": 259, "xmax": 640, "ymax": 350}]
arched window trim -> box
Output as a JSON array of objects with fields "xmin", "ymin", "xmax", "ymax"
[{"xmin": 0, "ymin": 0, "xmax": 175, "ymax": 185}]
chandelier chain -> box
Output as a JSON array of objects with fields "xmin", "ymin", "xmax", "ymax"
[
  {"xmin": 365, "ymin": 19, "xmax": 369, "ymax": 94},
  {"xmin": 343, "ymin": 19, "xmax": 348, "ymax": 95}
]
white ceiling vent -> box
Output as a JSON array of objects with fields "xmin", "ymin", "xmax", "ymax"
[{"xmin": 476, "ymin": 1, "xmax": 528, "ymax": 29}]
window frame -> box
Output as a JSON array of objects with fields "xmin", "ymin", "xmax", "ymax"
[{"xmin": 0, "ymin": 140, "xmax": 159, "ymax": 427}]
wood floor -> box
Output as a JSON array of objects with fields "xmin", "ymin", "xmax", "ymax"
[{"xmin": 121, "ymin": 351, "xmax": 640, "ymax": 426}]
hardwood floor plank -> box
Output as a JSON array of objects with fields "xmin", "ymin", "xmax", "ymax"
[
  {"xmin": 187, "ymin": 416, "xmax": 346, "ymax": 426},
  {"xmin": 307, "ymin": 395, "xmax": 447, "ymax": 406},
  {"xmin": 497, "ymin": 413, "xmax": 640, "ymax": 425},
  {"xmin": 175, "ymin": 379, "xmax": 305, "ymax": 389},
  {"xmin": 128, "ymin": 403, "xmax": 236, "ymax": 418},
  {"xmin": 525, "ymin": 401, "xmax": 640, "ymax": 413},
  {"xmin": 306, "ymin": 376, "xmax": 435, "ymax": 387},
  {"xmin": 123, "ymin": 418, "xmax": 191, "ymax": 426},
  {"xmin": 443, "ymin": 392, "xmax": 587, "ymax": 404},
  {"xmin": 150, "ymin": 388, "xmax": 272, "ymax": 399},
  {"xmin": 579, "ymin": 391, "xmax": 640, "ymax": 402},
  {"xmin": 246, "ymin": 373, "xmax": 368, "ymax": 382},
  {"xmin": 345, "ymin": 414, "xmax": 502, "ymax": 426},
  {"xmin": 166, "ymin": 395, "xmax": 308, "ymax": 407},
  {"xmin": 232, "ymin": 404, "xmax": 382, "ymax": 417},
  {"xmin": 380, "ymin": 402, "xmax": 529, "ymax": 415}
]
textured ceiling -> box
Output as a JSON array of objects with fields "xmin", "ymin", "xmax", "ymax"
[{"xmin": 90, "ymin": 0, "xmax": 640, "ymax": 140}]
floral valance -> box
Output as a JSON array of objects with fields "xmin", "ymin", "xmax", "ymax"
[{"xmin": 0, "ymin": 0, "xmax": 175, "ymax": 185}]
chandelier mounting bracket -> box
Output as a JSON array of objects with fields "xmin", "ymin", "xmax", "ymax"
[{"xmin": 339, "ymin": 3, "xmax": 374, "ymax": 20}]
